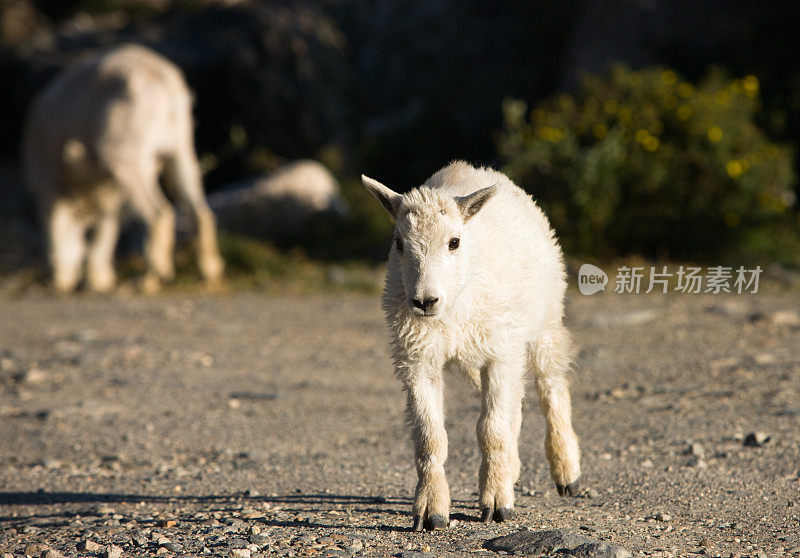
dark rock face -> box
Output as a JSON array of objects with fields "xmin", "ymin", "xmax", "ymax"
[
  {"xmin": 0, "ymin": 1, "xmax": 353, "ymax": 188},
  {"xmin": 558, "ymin": 0, "xmax": 750, "ymax": 89},
  {"xmin": 485, "ymin": 529, "xmax": 632, "ymax": 558}
]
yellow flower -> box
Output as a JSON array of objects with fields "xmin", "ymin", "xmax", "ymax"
[
  {"xmin": 592, "ymin": 123, "xmax": 608, "ymax": 139},
  {"xmin": 604, "ymin": 99, "xmax": 618, "ymax": 114},
  {"xmin": 643, "ymin": 136, "xmax": 660, "ymax": 152},
  {"xmin": 743, "ymin": 75, "xmax": 759, "ymax": 98},
  {"xmin": 677, "ymin": 82, "xmax": 695, "ymax": 98},
  {"xmin": 714, "ymin": 91, "xmax": 731, "ymax": 106},
  {"xmin": 662, "ymin": 70, "xmax": 678, "ymax": 86},
  {"xmin": 677, "ymin": 104, "xmax": 693, "ymax": 121},
  {"xmin": 537, "ymin": 126, "xmax": 564, "ymax": 143},
  {"xmin": 708, "ymin": 126, "xmax": 723, "ymax": 143},
  {"xmin": 726, "ymin": 160, "xmax": 744, "ymax": 178},
  {"xmin": 635, "ymin": 129, "xmax": 650, "ymax": 144}
]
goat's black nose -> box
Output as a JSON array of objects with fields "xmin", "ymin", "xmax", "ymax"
[{"xmin": 412, "ymin": 297, "xmax": 439, "ymax": 312}]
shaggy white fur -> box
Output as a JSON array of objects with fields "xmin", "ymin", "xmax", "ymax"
[
  {"xmin": 23, "ymin": 44, "xmax": 223, "ymax": 293},
  {"xmin": 362, "ymin": 161, "xmax": 581, "ymax": 531}
]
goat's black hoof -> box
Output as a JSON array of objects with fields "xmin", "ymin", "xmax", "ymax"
[
  {"xmin": 493, "ymin": 507, "xmax": 514, "ymax": 522},
  {"xmin": 556, "ymin": 479, "xmax": 581, "ymax": 497},
  {"xmin": 480, "ymin": 507, "xmax": 493, "ymax": 523},
  {"xmin": 412, "ymin": 514, "xmax": 424, "ymax": 532},
  {"xmin": 425, "ymin": 514, "xmax": 448, "ymax": 530}
]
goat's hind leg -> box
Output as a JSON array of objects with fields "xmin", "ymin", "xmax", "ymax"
[
  {"xmin": 532, "ymin": 325, "xmax": 581, "ymax": 496},
  {"xmin": 115, "ymin": 160, "xmax": 175, "ymax": 292},
  {"xmin": 162, "ymin": 147, "xmax": 223, "ymax": 283}
]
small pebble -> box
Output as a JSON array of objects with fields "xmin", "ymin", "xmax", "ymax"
[
  {"xmin": 685, "ymin": 442, "xmax": 705, "ymax": 459},
  {"xmin": 78, "ymin": 540, "xmax": 103, "ymax": 552},
  {"xmin": 104, "ymin": 545, "xmax": 123, "ymax": 558},
  {"xmin": 743, "ymin": 432, "xmax": 771, "ymax": 447},
  {"xmin": 768, "ymin": 310, "xmax": 800, "ymax": 327},
  {"xmin": 16, "ymin": 367, "xmax": 49, "ymax": 385},
  {"xmin": 686, "ymin": 455, "xmax": 707, "ymax": 468},
  {"xmin": 229, "ymin": 549, "xmax": 250, "ymax": 558}
]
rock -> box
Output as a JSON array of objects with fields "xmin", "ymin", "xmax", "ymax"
[
  {"xmin": 686, "ymin": 455, "xmax": 707, "ymax": 468},
  {"xmin": 207, "ymin": 160, "xmax": 348, "ymax": 239},
  {"xmin": 41, "ymin": 457, "xmax": 61, "ymax": 469},
  {"xmin": 248, "ymin": 534, "xmax": 271, "ymax": 546},
  {"xmin": 685, "ymin": 442, "xmax": 705, "ymax": 459},
  {"xmin": 226, "ymin": 518, "xmax": 247, "ymax": 532},
  {"xmin": 768, "ymin": 310, "xmax": 800, "ymax": 327},
  {"xmin": 15, "ymin": 366, "xmax": 48, "ymax": 384},
  {"xmin": 485, "ymin": 529, "xmax": 632, "ymax": 558},
  {"xmin": 41, "ymin": 550, "xmax": 66, "ymax": 558},
  {"xmin": 655, "ymin": 512, "xmax": 672, "ymax": 522},
  {"xmin": 228, "ymin": 549, "xmax": 250, "ymax": 558},
  {"xmin": 153, "ymin": 534, "xmax": 171, "ymax": 545},
  {"xmin": 104, "ymin": 545, "xmax": 123, "ymax": 558},
  {"xmin": 743, "ymin": 432, "xmax": 771, "ymax": 447},
  {"xmin": 393, "ymin": 553, "xmax": 436, "ymax": 558},
  {"xmin": 709, "ymin": 357, "xmax": 741, "ymax": 370},
  {"xmin": 77, "ymin": 540, "xmax": 103, "ymax": 552},
  {"xmin": 707, "ymin": 300, "xmax": 750, "ymax": 318},
  {"xmin": 24, "ymin": 544, "xmax": 50, "ymax": 557},
  {"xmin": 227, "ymin": 538, "xmax": 249, "ymax": 548},
  {"xmin": 753, "ymin": 353, "xmax": 776, "ymax": 365},
  {"xmin": 586, "ymin": 309, "xmax": 659, "ymax": 327},
  {"xmin": 346, "ymin": 539, "xmax": 364, "ymax": 552}
]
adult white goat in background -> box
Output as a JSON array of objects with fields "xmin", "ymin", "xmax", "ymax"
[
  {"xmin": 23, "ymin": 44, "xmax": 223, "ymax": 292},
  {"xmin": 362, "ymin": 161, "xmax": 581, "ymax": 531}
]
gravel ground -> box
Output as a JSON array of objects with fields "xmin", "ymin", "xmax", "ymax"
[{"xmin": 0, "ymin": 288, "xmax": 798, "ymax": 557}]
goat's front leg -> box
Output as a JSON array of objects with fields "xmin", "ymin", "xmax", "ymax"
[
  {"xmin": 403, "ymin": 363, "xmax": 450, "ymax": 531},
  {"xmin": 477, "ymin": 351, "xmax": 525, "ymax": 523}
]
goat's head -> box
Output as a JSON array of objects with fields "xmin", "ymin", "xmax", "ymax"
[{"xmin": 362, "ymin": 174, "xmax": 496, "ymax": 318}]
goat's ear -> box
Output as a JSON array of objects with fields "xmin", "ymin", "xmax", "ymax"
[
  {"xmin": 455, "ymin": 184, "xmax": 498, "ymax": 221},
  {"xmin": 361, "ymin": 175, "xmax": 402, "ymax": 221}
]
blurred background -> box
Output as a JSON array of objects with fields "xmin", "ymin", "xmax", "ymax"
[{"xmin": 1, "ymin": 0, "xmax": 799, "ymax": 290}]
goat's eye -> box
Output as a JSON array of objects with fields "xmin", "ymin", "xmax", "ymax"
[
  {"xmin": 395, "ymin": 237, "xmax": 404, "ymax": 252},
  {"xmin": 448, "ymin": 237, "xmax": 460, "ymax": 251}
]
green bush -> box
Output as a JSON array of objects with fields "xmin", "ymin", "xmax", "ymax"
[{"xmin": 498, "ymin": 64, "xmax": 797, "ymax": 260}]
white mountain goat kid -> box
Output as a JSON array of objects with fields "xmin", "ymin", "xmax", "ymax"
[
  {"xmin": 362, "ymin": 161, "xmax": 581, "ymax": 530},
  {"xmin": 23, "ymin": 44, "xmax": 224, "ymax": 292}
]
